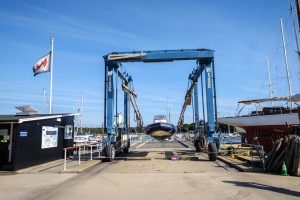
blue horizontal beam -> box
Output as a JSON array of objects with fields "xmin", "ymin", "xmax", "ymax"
[{"xmin": 104, "ymin": 48, "xmax": 214, "ymax": 64}]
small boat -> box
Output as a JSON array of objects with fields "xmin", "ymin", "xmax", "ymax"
[{"xmin": 144, "ymin": 115, "xmax": 176, "ymax": 141}]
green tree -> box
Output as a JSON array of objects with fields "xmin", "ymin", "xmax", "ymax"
[
  {"xmin": 181, "ymin": 123, "xmax": 189, "ymax": 132},
  {"xmin": 76, "ymin": 127, "xmax": 104, "ymax": 135},
  {"xmin": 188, "ymin": 123, "xmax": 195, "ymax": 131}
]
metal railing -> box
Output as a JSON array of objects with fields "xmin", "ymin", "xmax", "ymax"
[
  {"xmin": 63, "ymin": 143, "xmax": 100, "ymax": 171},
  {"xmin": 175, "ymin": 134, "xmax": 265, "ymax": 170},
  {"xmin": 222, "ymin": 143, "xmax": 265, "ymax": 170}
]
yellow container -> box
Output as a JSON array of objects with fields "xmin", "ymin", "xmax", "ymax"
[
  {"xmin": 234, "ymin": 154, "xmax": 243, "ymax": 158},
  {"xmin": 243, "ymin": 151, "xmax": 250, "ymax": 156}
]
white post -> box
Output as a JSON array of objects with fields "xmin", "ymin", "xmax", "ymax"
[
  {"xmin": 64, "ymin": 149, "xmax": 67, "ymax": 170},
  {"xmin": 280, "ymin": 17, "xmax": 293, "ymax": 109},
  {"xmin": 78, "ymin": 147, "xmax": 81, "ymax": 165},
  {"xmin": 49, "ymin": 33, "xmax": 54, "ymax": 114}
]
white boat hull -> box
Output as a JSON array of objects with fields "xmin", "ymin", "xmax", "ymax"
[
  {"xmin": 218, "ymin": 113, "xmax": 299, "ymax": 127},
  {"xmin": 218, "ymin": 113, "xmax": 299, "ymax": 152}
]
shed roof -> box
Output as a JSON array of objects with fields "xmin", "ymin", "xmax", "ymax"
[{"xmin": 0, "ymin": 113, "xmax": 78, "ymax": 123}]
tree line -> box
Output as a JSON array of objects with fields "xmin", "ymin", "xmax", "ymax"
[{"xmin": 76, "ymin": 122, "xmax": 231, "ymax": 135}]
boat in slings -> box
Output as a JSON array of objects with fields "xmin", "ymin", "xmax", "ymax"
[{"xmin": 144, "ymin": 115, "xmax": 176, "ymax": 141}]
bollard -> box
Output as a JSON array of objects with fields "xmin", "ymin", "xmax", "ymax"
[
  {"xmin": 79, "ymin": 147, "xmax": 81, "ymax": 165},
  {"xmin": 98, "ymin": 144, "xmax": 101, "ymax": 157},
  {"xmin": 90, "ymin": 145, "xmax": 93, "ymax": 160},
  {"xmin": 64, "ymin": 149, "xmax": 67, "ymax": 170}
]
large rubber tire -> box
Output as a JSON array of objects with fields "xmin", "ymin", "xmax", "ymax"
[
  {"xmin": 105, "ymin": 143, "xmax": 115, "ymax": 162},
  {"xmin": 194, "ymin": 139, "xmax": 201, "ymax": 152},
  {"xmin": 123, "ymin": 140, "xmax": 130, "ymax": 153},
  {"xmin": 123, "ymin": 146, "xmax": 129, "ymax": 153},
  {"xmin": 122, "ymin": 148, "xmax": 129, "ymax": 153},
  {"xmin": 208, "ymin": 142, "xmax": 217, "ymax": 161},
  {"xmin": 195, "ymin": 134, "xmax": 206, "ymax": 152}
]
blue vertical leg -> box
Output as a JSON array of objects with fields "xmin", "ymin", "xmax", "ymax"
[
  {"xmin": 107, "ymin": 66, "xmax": 116, "ymax": 142},
  {"xmin": 104, "ymin": 63, "xmax": 107, "ymax": 133},
  {"xmin": 124, "ymin": 80, "xmax": 130, "ymax": 131},
  {"xmin": 193, "ymin": 82, "xmax": 199, "ymax": 131},
  {"xmin": 123, "ymin": 83, "xmax": 128, "ymax": 147},
  {"xmin": 204, "ymin": 62, "xmax": 215, "ymax": 141},
  {"xmin": 124, "ymin": 90, "xmax": 128, "ymax": 130}
]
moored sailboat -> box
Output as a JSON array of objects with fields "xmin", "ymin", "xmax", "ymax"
[{"xmin": 219, "ymin": 5, "xmax": 300, "ymax": 151}]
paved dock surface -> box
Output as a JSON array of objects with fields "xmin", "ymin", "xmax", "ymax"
[
  {"xmin": 1, "ymin": 140, "xmax": 299, "ymax": 200},
  {"xmin": 141, "ymin": 140, "xmax": 186, "ymax": 148}
]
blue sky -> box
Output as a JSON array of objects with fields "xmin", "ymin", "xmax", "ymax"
[{"xmin": 1, "ymin": 0, "xmax": 299, "ymax": 127}]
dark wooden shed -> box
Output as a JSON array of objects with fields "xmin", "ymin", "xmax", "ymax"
[{"xmin": 0, "ymin": 113, "xmax": 77, "ymax": 171}]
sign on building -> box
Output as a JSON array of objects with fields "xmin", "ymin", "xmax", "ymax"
[
  {"xmin": 64, "ymin": 125, "xmax": 73, "ymax": 139},
  {"xmin": 41, "ymin": 126, "xmax": 58, "ymax": 149}
]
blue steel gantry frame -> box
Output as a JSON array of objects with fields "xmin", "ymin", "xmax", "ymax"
[
  {"xmin": 103, "ymin": 62, "xmax": 137, "ymax": 143},
  {"xmin": 178, "ymin": 60, "xmax": 218, "ymax": 146},
  {"xmin": 103, "ymin": 49, "xmax": 217, "ymax": 156}
]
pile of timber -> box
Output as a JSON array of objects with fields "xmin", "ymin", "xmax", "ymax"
[{"xmin": 265, "ymin": 135, "xmax": 300, "ymax": 176}]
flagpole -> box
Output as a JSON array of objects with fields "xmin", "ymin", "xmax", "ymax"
[{"xmin": 49, "ymin": 33, "xmax": 54, "ymax": 114}]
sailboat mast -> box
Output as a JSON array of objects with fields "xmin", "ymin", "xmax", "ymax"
[
  {"xmin": 265, "ymin": 56, "xmax": 273, "ymax": 105},
  {"xmin": 280, "ymin": 17, "xmax": 293, "ymax": 109},
  {"xmin": 166, "ymin": 96, "xmax": 170, "ymax": 123},
  {"xmin": 80, "ymin": 93, "xmax": 83, "ymax": 133},
  {"xmin": 295, "ymin": 0, "xmax": 300, "ymax": 31},
  {"xmin": 290, "ymin": 4, "xmax": 300, "ymax": 54},
  {"xmin": 168, "ymin": 107, "xmax": 171, "ymax": 124}
]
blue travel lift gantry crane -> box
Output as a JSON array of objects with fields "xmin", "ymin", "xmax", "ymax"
[
  {"xmin": 177, "ymin": 55, "xmax": 219, "ymax": 161},
  {"xmin": 102, "ymin": 59, "xmax": 143, "ymax": 161},
  {"xmin": 103, "ymin": 48, "xmax": 218, "ymax": 161}
]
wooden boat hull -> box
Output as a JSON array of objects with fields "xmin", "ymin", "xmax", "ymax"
[{"xmin": 218, "ymin": 113, "xmax": 300, "ymax": 152}]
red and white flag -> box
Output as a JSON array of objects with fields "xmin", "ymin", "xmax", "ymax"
[{"xmin": 33, "ymin": 51, "xmax": 51, "ymax": 76}]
